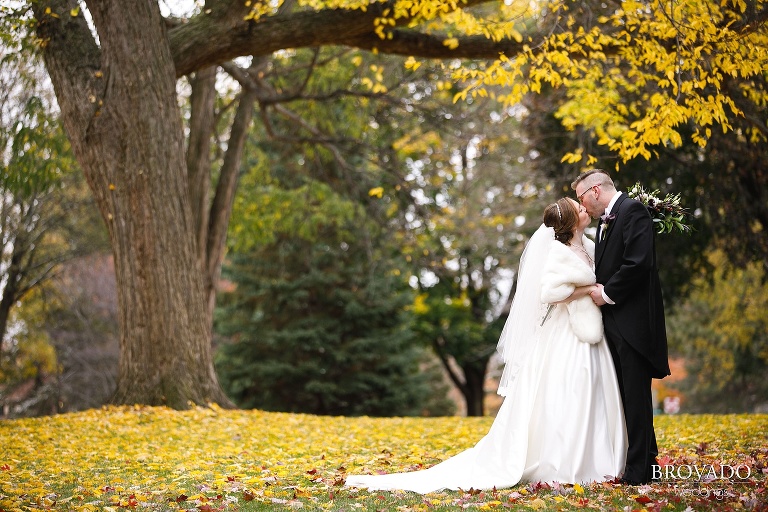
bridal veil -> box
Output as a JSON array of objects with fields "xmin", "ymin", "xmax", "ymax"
[{"xmin": 496, "ymin": 224, "xmax": 554, "ymax": 396}]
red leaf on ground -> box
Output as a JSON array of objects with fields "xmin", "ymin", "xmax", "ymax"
[{"xmin": 635, "ymin": 495, "xmax": 653, "ymax": 504}]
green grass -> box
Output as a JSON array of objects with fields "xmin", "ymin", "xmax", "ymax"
[{"xmin": 0, "ymin": 406, "xmax": 765, "ymax": 511}]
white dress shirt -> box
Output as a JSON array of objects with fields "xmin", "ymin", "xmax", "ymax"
[{"xmin": 599, "ymin": 192, "xmax": 622, "ymax": 240}]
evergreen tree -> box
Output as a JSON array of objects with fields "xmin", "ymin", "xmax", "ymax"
[{"xmin": 215, "ymin": 218, "xmax": 454, "ymax": 417}]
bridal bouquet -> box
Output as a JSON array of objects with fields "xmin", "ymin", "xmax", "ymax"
[{"xmin": 628, "ymin": 183, "xmax": 693, "ymax": 234}]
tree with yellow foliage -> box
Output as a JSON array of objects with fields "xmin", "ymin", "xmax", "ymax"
[
  {"xmin": 7, "ymin": 0, "xmax": 766, "ymax": 407},
  {"xmin": 459, "ymin": 0, "xmax": 768, "ymax": 166},
  {"xmin": 668, "ymin": 250, "xmax": 768, "ymax": 412}
]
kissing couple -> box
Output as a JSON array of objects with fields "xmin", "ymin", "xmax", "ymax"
[{"xmin": 346, "ymin": 169, "xmax": 670, "ymax": 493}]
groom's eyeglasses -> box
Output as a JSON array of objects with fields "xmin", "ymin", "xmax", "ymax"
[{"xmin": 577, "ymin": 185, "xmax": 598, "ymax": 204}]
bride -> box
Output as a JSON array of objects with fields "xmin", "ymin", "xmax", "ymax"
[{"xmin": 345, "ymin": 198, "xmax": 627, "ymax": 493}]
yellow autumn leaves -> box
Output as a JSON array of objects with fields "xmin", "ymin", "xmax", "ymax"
[
  {"xmin": 451, "ymin": 0, "xmax": 768, "ymax": 167},
  {"xmin": 0, "ymin": 407, "xmax": 765, "ymax": 511}
]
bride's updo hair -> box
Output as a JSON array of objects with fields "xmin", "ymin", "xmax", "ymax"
[{"xmin": 544, "ymin": 198, "xmax": 578, "ymax": 245}]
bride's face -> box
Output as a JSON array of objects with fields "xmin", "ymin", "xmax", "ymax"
[{"xmin": 569, "ymin": 199, "xmax": 591, "ymax": 231}]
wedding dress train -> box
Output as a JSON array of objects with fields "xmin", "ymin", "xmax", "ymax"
[{"xmin": 345, "ymin": 228, "xmax": 626, "ymax": 493}]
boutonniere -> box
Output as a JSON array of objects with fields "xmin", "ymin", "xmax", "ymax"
[
  {"xmin": 598, "ymin": 213, "xmax": 616, "ymax": 241},
  {"xmin": 600, "ymin": 213, "xmax": 616, "ymax": 228}
]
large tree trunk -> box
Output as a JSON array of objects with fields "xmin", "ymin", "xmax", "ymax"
[{"xmin": 34, "ymin": 0, "xmax": 231, "ymax": 408}]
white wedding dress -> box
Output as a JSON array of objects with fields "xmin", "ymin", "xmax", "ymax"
[{"xmin": 345, "ymin": 226, "xmax": 626, "ymax": 494}]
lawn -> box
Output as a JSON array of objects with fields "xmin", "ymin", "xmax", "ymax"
[{"xmin": 0, "ymin": 406, "xmax": 765, "ymax": 511}]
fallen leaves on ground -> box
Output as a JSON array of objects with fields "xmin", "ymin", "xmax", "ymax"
[{"xmin": 0, "ymin": 407, "xmax": 765, "ymax": 511}]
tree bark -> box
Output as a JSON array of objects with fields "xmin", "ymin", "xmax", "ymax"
[
  {"xmin": 461, "ymin": 362, "xmax": 487, "ymax": 417},
  {"xmin": 34, "ymin": 0, "xmax": 231, "ymax": 408}
]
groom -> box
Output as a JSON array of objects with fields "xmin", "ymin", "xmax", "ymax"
[{"xmin": 572, "ymin": 169, "xmax": 670, "ymax": 485}]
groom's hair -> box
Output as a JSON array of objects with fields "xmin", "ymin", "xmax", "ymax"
[{"xmin": 571, "ymin": 169, "xmax": 616, "ymax": 192}]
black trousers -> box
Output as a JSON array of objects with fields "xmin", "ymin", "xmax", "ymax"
[{"xmin": 603, "ymin": 311, "xmax": 658, "ymax": 483}]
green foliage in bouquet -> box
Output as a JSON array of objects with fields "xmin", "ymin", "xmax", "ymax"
[{"xmin": 628, "ymin": 183, "xmax": 693, "ymax": 235}]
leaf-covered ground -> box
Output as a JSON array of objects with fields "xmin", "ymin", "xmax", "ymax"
[{"xmin": 0, "ymin": 407, "xmax": 765, "ymax": 511}]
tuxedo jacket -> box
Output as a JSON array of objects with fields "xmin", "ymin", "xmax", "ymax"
[{"xmin": 595, "ymin": 194, "xmax": 671, "ymax": 379}]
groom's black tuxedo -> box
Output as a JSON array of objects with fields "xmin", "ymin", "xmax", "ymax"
[
  {"xmin": 595, "ymin": 194, "xmax": 670, "ymax": 379},
  {"xmin": 595, "ymin": 193, "xmax": 670, "ymax": 484}
]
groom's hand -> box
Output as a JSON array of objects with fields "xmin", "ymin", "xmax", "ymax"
[{"xmin": 590, "ymin": 284, "xmax": 608, "ymax": 306}]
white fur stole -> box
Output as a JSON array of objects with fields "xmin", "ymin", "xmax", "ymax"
[{"xmin": 540, "ymin": 239, "xmax": 604, "ymax": 344}]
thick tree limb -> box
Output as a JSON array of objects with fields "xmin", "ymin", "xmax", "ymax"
[
  {"xmin": 169, "ymin": 0, "xmax": 524, "ymax": 77},
  {"xmin": 432, "ymin": 336, "xmax": 468, "ymax": 397},
  {"xmin": 205, "ymin": 62, "xmax": 263, "ymax": 325},
  {"xmin": 170, "ymin": 0, "xmax": 768, "ymax": 79},
  {"xmin": 187, "ymin": 66, "xmax": 218, "ymax": 266}
]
